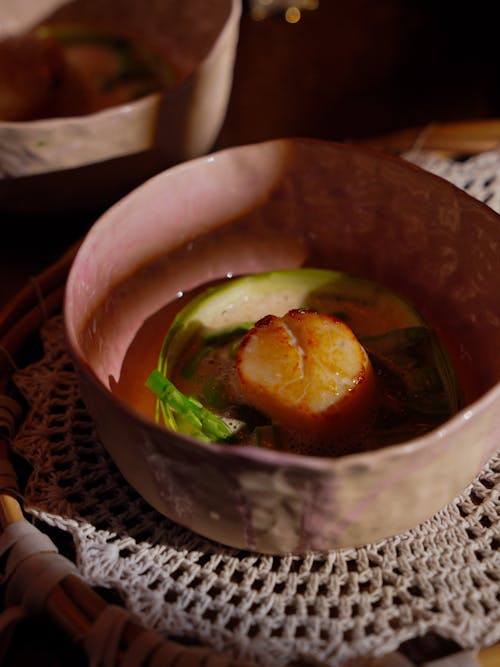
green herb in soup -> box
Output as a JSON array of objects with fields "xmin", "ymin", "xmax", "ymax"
[{"xmin": 145, "ymin": 269, "xmax": 462, "ymax": 456}]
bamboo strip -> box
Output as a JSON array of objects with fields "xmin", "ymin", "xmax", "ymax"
[
  {"xmin": 0, "ymin": 249, "xmax": 175, "ymax": 664},
  {"xmin": 0, "ymin": 241, "xmax": 76, "ymax": 392},
  {"xmin": 0, "ymin": 441, "xmax": 22, "ymax": 527},
  {"xmin": 0, "ymin": 285, "xmax": 65, "ymax": 378},
  {"xmin": 47, "ymin": 575, "xmax": 154, "ymax": 658},
  {"xmin": 354, "ymin": 118, "xmax": 500, "ymax": 158},
  {"xmin": 0, "ymin": 492, "xmax": 24, "ymax": 526},
  {"xmin": 43, "ymin": 579, "xmax": 94, "ymax": 640},
  {"xmin": 478, "ymin": 643, "xmax": 500, "ymax": 667},
  {"xmin": 0, "ymin": 455, "xmax": 195, "ymax": 664},
  {"xmin": 58, "ymin": 575, "xmax": 107, "ymax": 625},
  {"xmin": 0, "ymin": 241, "xmax": 78, "ymax": 342}
]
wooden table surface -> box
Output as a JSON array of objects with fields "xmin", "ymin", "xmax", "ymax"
[{"xmin": 1, "ymin": 2, "xmax": 499, "ymax": 665}]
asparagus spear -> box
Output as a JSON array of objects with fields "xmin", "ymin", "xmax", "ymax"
[{"xmin": 146, "ymin": 370, "xmax": 233, "ymax": 441}]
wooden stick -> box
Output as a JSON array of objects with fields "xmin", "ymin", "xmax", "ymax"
[
  {"xmin": 0, "ymin": 241, "xmax": 77, "ymax": 392},
  {"xmin": 0, "ymin": 491, "xmax": 24, "ymax": 526},
  {"xmin": 43, "ymin": 577, "xmax": 95, "ymax": 640},
  {"xmin": 0, "ymin": 241, "xmax": 78, "ymax": 342},
  {"xmin": 0, "ymin": 285, "xmax": 65, "ymax": 378},
  {"xmin": 478, "ymin": 643, "xmax": 500, "ymax": 667},
  {"xmin": 354, "ymin": 118, "xmax": 500, "ymax": 158}
]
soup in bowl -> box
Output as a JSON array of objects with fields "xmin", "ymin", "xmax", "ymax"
[{"xmin": 64, "ymin": 138, "xmax": 500, "ymax": 554}]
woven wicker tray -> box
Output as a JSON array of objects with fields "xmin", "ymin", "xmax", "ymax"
[{"xmin": 0, "ymin": 246, "xmax": 260, "ymax": 667}]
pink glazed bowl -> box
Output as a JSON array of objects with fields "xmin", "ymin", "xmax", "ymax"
[{"xmin": 64, "ymin": 138, "xmax": 500, "ymax": 555}]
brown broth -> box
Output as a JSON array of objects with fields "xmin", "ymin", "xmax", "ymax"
[
  {"xmin": 114, "ymin": 284, "xmax": 216, "ymax": 421},
  {"xmin": 114, "ymin": 275, "xmax": 474, "ymax": 457}
]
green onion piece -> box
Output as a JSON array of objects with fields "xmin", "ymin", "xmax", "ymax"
[{"xmin": 146, "ymin": 370, "xmax": 232, "ymax": 441}]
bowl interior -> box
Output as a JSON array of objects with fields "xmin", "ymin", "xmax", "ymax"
[
  {"xmin": 66, "ymin": 138, "xmax": 500, "ymax": 411},
  {"xmin": 64, "ymin": 138, "xmax": 500, "ymax": 552}
]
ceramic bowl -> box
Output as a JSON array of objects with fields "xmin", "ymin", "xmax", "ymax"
[
  {"xmin": 0, "ymin": 0, "xmax": 241, "ymax": 212},
  {"xmin": 64, "ymin": 138, "xmax": 500, "ymax": 555}
]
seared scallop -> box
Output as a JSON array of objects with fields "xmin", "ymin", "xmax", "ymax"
[{"xmin": 236, "ymin": 309, "xmax": 377, "ymax": 450}]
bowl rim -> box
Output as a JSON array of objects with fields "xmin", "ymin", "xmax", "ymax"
[
  {"xmin": 0, "ymin": 91, "xmax": 160, "ymax": 127},
  {"xmin": 64, "ymin": 136, "xmax": 500, "ymax": 473}
]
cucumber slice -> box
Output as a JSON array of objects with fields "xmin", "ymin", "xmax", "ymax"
[{"xmin": 159, "ymin": 268, "xmax": 425, "ymax": 378}]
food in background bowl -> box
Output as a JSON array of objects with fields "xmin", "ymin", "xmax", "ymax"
[
  {"xmin": 0, "ymin": 0, "xmax": 241, "ymax": 211},
  {"xmin": 0, "ymin": 26, "xmax": 174, "ymax": 121},
  {"xmin": 64, "ymin": 138, "xmax": 500, "ymax": 554},
  {"xmin": 145, "ymin": 268, "xmax": 461, "ymax": 457}
]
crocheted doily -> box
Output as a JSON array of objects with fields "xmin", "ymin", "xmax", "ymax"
[
  {"xmin": 404, "ymin": 147, "xmax": 500, "ymax": 213},
  {"xmin": 9, "ymin": 150, "xmax": 500, "ymax": 667}
]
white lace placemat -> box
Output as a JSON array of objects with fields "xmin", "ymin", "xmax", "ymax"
[
  {"xmin": 9, "ymin": 150, "xmax": 500, "ymax": 667},
  {"xmin": 403, "ymin": 147, "xmax": 500, "ymax": 212}
]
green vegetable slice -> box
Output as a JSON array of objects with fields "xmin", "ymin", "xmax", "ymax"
[
  {"xmin": 146, "ymin": 370, "xmax": 233, "ymax": 442},
  {"xmin": 158, "ymin": 268, "xmax": 425, "ymax": 380}
]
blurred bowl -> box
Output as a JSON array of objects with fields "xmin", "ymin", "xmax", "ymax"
[
  {"xmin": 0, "ymin": 0, "xmax": 241, "ymax": 212},
  {"xmin": 64, "ymin": 138, "xmax": 500, "ymax": 554}
]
